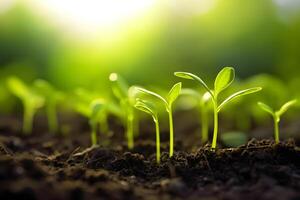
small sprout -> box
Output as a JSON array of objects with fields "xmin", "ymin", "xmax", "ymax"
[
  {"xmin": 175, "ymin": 67, "xmax": 262, "ymax": 149},
  {"xmin": 134, "ymin": 99, "xmax": 161, "ymax": 164},
  {"xmin": 109, "ymin": 73, "xmax": 136, "ymax": 149},
  {"xmin": 132, "ymin": 82, "xmax": 182, "ymax": 157},
  {"xmin": 89, "ymin": 99, "xmax": 106, "ymax": 146},
  {"xmin": 7, "ymin": 77, "xmax": 45, "ymax": 134},
  {"xmin": 258, "ymin": 99, "xmax": 298, "ymax": 144},
  {"xmin": 34, "ymin": 79, "xmax": 64, "ymax": 134}
]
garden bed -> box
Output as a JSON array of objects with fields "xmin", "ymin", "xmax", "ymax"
[{"xmin": 1, "ymin": 122, "xmax": 300, "ymax": 200}]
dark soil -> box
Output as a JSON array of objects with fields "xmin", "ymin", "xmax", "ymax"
[{"xmin": 1, "ymin": 117, "xmax": 300, "ymax": 200}]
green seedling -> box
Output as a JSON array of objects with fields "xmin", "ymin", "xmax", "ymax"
[
  {"xmin": 109, "ymin": 73, "xmax": 137, "ymax": 149},
  {"xmin": 89, "ymin": 99, "xmax": 106, "ymax": 146},
  {"xmin": 7, "ymin": 77, "xmax": 45, "ymax": 134},
  {"xmin": 34, "ymin": 79, "xmax": 64, "ymax": 134},
  {"xmin": 134, "ymin": 99, "xmax": 161, "ymax": 163},
  {"xmin": 175, "ymin": 67, "xmax": 262, "ymax": 149},
  {"xmin": 180, "ymin": 89, "xmax": 211, "ymax": 143},
  {"xmin": 132, "ymin": 82, "xmax": 181, "ymax": 157},
  {"xmin": 258, "ymin": 99, "xmax": 298, "ymax": 144}
]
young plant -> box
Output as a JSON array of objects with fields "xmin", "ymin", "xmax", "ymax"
[
  {"xmin": 180, "ymin": 89, "xmax": 211, "ymax": 143},
  {"xmin": 132, "ymin": 82, "xmax": 181, "ymax": 157},
  {"xmin": 134, "ymin": 99, "xmax": 161, "ymax": 163},
  {"xmin": 258, "ymin": 99, "xmax": 298, "ymax": 144},
  {"xmin": 34, "ymin": 79, "xmax": 64, "ymax": 134},
  {"xmin": 175, "ymin": 67, "xmax": 262, "ymax": 149},
  {"xmin": 7, "ymin": 77, "xmax": 45, "ymax": 134},
  {"xmin": 89, "ymin": 99, "xmax": 106, "ymax": 146},
  {"xmin": 109, "ymin": 73, "xmax": 136, "ymax": 149}
]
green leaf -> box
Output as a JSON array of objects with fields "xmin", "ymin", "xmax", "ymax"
[
  {"xmin": 133, "ymin": 86, "xmax": 167, "ymax": 105},
  {"xmin": 174, "ymin": 72, "xmax": 214, "ymax": 98},
  {"xmin": 214, "ymin": 67, "xmax": 235, "ymax": 96},
  {"xmin": 167, "ymin": 82, "xmax": 182, "ymax": 105},
  {"xmin": 276, "ymin": 99, "xmax": 298, "ymax": 117},
  {"xmin": 218, "ymin": 87, "xmax": 262, "ymax": 112},
  {"xmin": 257, "ymin": 102, "xmax": 274, "ymax": 116},
  {"xmin": 134, "ymin": 99, "xmax": 157, "ymax": 117},
  {"xmin": 7, "ymin": 76, "xmax": 29, "ymax": 99},
  {"xmin": 109, "ymin": 73, "xmax": 129, "ymax": 100}
]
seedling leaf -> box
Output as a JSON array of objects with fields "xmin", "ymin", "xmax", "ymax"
[
  {"xmin": 134, "ymin": 99, "xmax": 157, "ymax": 118},
  {"xmin": 133, "ymin": 86, "xmax": 167, "ymax": 105},
  {"xmin": 167, "ymin": 82, "xmax": 182, "ymax": 105},
  {"xmin": 174, "ymin": 72, "xmax": 213, "ymax": 98},
  {"xmin": 257, "ymin": 102, "xmax": 274, "ymax": 116},
  {"xmin": 276, "ymin": 99, "xmax": 298, "ymax": 117},
  {"xmin": 214, "ymin": 67, "xmax": 235, "ymax": 96},
  {"xmin": 218, "ymin": 87, "xmax": 262, "ymax": 112}
]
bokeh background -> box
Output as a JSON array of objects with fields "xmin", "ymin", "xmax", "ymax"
[{"xmin": 1, "ymin": 0, "xmax": 300, "ymax": 115}]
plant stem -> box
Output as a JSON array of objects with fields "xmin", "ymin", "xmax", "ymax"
[
  {"xmin": 201, "ymin": 105, "xmax": 208, "ymax": 143},
  {"xmin": 168, "ymin": 107, "xmax": 174, "ymax": 157},
  {"xmin": 154, "ymin": 119, "xmax": 161, "ymax": 164},
  {"xmin": 23, "ymin": 105, "xmax": 34, "ymax": 135},
  {"xmin": 127, "ymin": 115, "xmax": 134, "ymax": 149},
  {"xmin": 91, "ymin": 123, "xmax": 98, "ymax": 146},
  {"xmin": 99, "ymin": 114, "xmax": 109, "ymax": 134},
  {"xmin": 211, "ymin": 101, "xmax": 218, "ymax": 150},
  {"xmin": 274, "ymin": 117, "xmax": 279, "ymax": 144},
  {"xmin": 47, "ymin": 102, "xmax": 58, "ymax": 134}
]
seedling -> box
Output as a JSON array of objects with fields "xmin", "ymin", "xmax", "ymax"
[
  {"xmin": 7, "ymin": 77, "xmax": 45, "ymax": 134},
  {"xmin": 180, "ymin": 89, "xmax": 211, "ymax": 143},
  {"xmin": 134, "ymin": 99, "xmax": 161, "ymax": 163},
  {"xmin": 89, "ymin": 99, "xmax": 106, "ymax": 146},
  {"xmin": 132, "ymin": 82, "xmax": 181, "ymax": 157},
  {"xmin": 109, "ymin": 73, "xmax": 136, "ymax": 149},
  {"xmin": 175, "ymin": 67, "xmax": 262, "ymax": 149},
  {"xmin": 34, "ymin": 79, "xmax": 64, "ymax": 134},
  {"xmin": 258, "ymin": 99, "xmax": 298, "ymax": 144}
]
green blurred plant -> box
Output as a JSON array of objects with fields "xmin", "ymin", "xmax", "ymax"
[
  {"xmin": 34, "ymin": 79, "xmax": 64, "ymax": 134},
  {"xmin": 134, "ymin": 98, "xmax": 161, "ymax": 163},
  {"xmin": 109, "ymin": 73, "xmax": 137, "ymax": 149},
  {"xmin": 132, "ymin": 82, "xmax": 181, "ymax": 157},
  {"xmin": 175, "ymin": 67, "xmax": 262, "ymax": 149},
  {"xmin": 258, "ymin": 99, "xmax": 298, "ymax": 144},
  {"xmin": 7, "ymin": 77, "xmax": 45, "ymax": 134}
]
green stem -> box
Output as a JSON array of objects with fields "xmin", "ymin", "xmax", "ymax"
[
  {"xmin": 211, "ymin": 101, "xmax": 219, "ymax": 150},
  {"xmin": 99, "ymin": 114, "xmax": 109, "ymax": 134},
  {"xmin": 274, "ymin": 117, "xmax": 279, "ymax": 144},
  {"xmin": 127, "ymin": 115, "xmax": 134, "ymax": 149},
  {"xmin": 201, "ymin": 105, "xmax": 208, "ymax": 143},
  {"xmin": 23, "ymin": 105, "xmax": 34, "ymax": 135},
  {"xmin": 154, "ymin": 119, "xmax": 161, "ymax": 164},
  {"xmin": 47, "ymin": 102, "xmax": 58, "ymax": 134},
  {"xmin": 90, "ymin": 122, "xmax": 98, "ymax": 146},
  {"xmin": 168, "ymin": 107, "xmax": 174, "ymax": 157}
]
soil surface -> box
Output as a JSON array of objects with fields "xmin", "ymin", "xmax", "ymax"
[{"xmin": 1, "ymin": 117, "xmax": 300, "ymax": 200}]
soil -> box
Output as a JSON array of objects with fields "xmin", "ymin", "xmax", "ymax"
[{"xmin": 1, "ymin": 116, "xmax": 300, "ymax": 200}]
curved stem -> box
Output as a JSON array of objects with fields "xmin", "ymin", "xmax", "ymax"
[
  {"xmin": 168, "ymin": 107, "xmax": 174, "ymax": 157},
  {"xmin": 211, "ymin": 101, "xmax": 219, "ymax": 150},
  {"xmin": 154, "ymin": 119, "xmax": 161, "ymax": 164},
  {"xmin": 274, "ymin": 117, "xmax": 279, "ymax": 144}
]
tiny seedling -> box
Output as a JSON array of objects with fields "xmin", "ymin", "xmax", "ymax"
[
  {"xmin": 258, "ymin": 99, "xmax": 298, "ymax": 144},
  {"xmin": 134, "ymin": 99, "xmax": 161, "ymax": 163},
  {"xmin": 89, "ymin": 99, "xmax": 106, "ymax": 146},
  {"xmin": 175, "ymin": 67, "xmax": 262, "ymax": 149},
  {"xmin": 34, "ymin": 79, "xmax": 64, "ymax": 134},
  {"xmin": 109, "ymin": 73, "xmax": 136, "ymax": 149},
  {"xmin": 7, "ymin": 77, "xmax": 45, "ymax": 134},
  {"xmin": 180, "ymin": 89, "xmax": 211, "ymax": 143},
  {"xmin": 132, "ymin": 82, "xmax": 181, "ymax": 157}
]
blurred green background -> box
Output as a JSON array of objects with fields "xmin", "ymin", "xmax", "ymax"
[{"xmin": 1, "ymin": 0, "xmax": 300, "ymax": 113}]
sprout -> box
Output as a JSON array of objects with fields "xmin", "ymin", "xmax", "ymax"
[
  {"xmin": 180, "ymin": 89, "xmax": 211, "ymax": 143},
  {"xmin": 134, "ymin": 99, "xmax": 161, "ymax": 163},
  {"xmin": 89, "ymin": 99, "xmax": 106, "ymax": 146},
  {"xmin": 7, "ymin": 77, "xmax": 44, "ymax": 134},
  {"xmin": 258, "ymin": 99, "xmax": 298, "ymax": 144},
  {"xmin": 33, "ymin": 79, "xmax": 64, "ymax": 134},
  {"xmin": 109, "ymin": 73, "xmax": 136, "ymax": 149},
  {"xmin": 175, "ymin": 67, "xmax": 262, "ymax": 149},
  {"xmin": 132, "ymin": 82, "xmax": 181, "ymax": 157}
]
